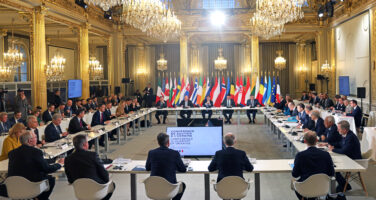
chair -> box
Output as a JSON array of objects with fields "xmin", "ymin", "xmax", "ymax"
[
  {"xmin": 143, "ymin": 176, "xmax": 182, "ymax": 200},
  {"xmin": 293, "ymin": 174, "xmax": 332, "ymax": 200},
  {"xmin": 72, "ymin": 178, "xmax": 115, "ymax": 200},
  {"xmin": 343, "ymin": 158, "xmax": 369, "ymax": 196},
  {"xmin": 213, "ymin": 176, "xmax": 251, "ymax": 200},
  {"xmin": 4, "ymin": 176, "xmax": 50, "ymax": 199}
]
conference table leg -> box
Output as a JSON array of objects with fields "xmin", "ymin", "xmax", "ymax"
[
  {"xmin": 144, "ymin": 115, "xmax": 147, "ymax": 129},
  {"xmin": 95, "ymin": 138, "xmax": 99, "ymax": 154},
  {"xmin": 255, "ymin": 173, "xmax": 260, "ymax": 200},
  {"xmin": 175, "ymin": 111, "xmax": 178, "ymax": 126},
  {"xmin": 138, "ymin": 119, "xmax": 141, "ymax": 132},
  {"xmin": 204, "ymin": 174, "xmax": 210, "ymax": 200},
  {"xmin": 116, "ymin": 128, "xmax": 120, "ymax": 144},
  {"xmin": 104, "ymin": 133, "xmax": 109, "ymax": 152},
  {"xmin": 132, "ymin": 120, "xmax": 135, "ymax": 135},
  {"xmin": 124, "ymin": 124, "xmax": 128, "ymax": 140},
  {"xmin": 131, "ymin": 173, "xmax": 137, "ymax": 200},
  {"xmin": 237, "ymin": 110, "xmax": 240, "ymax": 125}
]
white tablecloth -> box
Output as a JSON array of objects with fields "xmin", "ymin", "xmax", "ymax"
[
  {"xmin": 361, "ymin": 127, "xmax": 376, "ymax": 160},
  {"xmin": 367, "ymin": 111, "xmax": 376, "ymax": 127},
  {"xmin": 320, "ymin": 111, "xmax": 357, "ymax": 135}
]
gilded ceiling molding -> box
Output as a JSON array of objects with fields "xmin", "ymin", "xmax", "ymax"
[{"xmin": 0, "ymin": 0, "xmax": 33, "ymax": 12}]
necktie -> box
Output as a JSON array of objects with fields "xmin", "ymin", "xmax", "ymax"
[
  {"xmin": 100, "ymin": 112, "xmax": 103, "ymax": 123},
  {"xmin": 1, "ymin": 122, "xmax": 4, "ymax": 131},
  {"xmin": 79, "ymin": 118, "xmax": 83, "ymax": 127},
  {"xmin": 56, "ymin": 125, "xmax": 62, "ymax": 134}
]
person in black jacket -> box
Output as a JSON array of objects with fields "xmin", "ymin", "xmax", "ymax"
[
  {"xmin": 179, "ymin": 95, "xmax": 194, "ymax": 119},
  {"xmin": 53, "ymin": 90, "xmax": 63, "ymax": 108},
  {"xmin": 64, "ymin": 99, "xmax": 74, "ymax": 118},
  {"xmin": 91, "ymin": 104, "xmax": 111, "ymax": 146},
  {"xmin": 201, "ymin": 96, "xmax": 213, "ymax": 119},
  {"xmin": 44, "ymin": 114, "xmax": 69, "ymax": 143},
  {"xmin": 274, "ymin": 95, "xmax": 286, "ymax": 110},
  {"xmin": 222, "ymin": 95, "xmax": 236, "ymax": 124},
  {"xmin": 42, "ymin": 104, "xmax": 55, "ymax": 123},
  {"xmin": 292, "ymin": 131, "xmax": 335, "ymax": 200},
  {"xmin": 301, "ymin": 105, "xmax": 313, "ymax": 129},
  {"xmin": 333, "ymin": 97, "xmax": 346, "ymax": 112},
  {"xmin": 130, "ymin": 97, "xmax": 141, "ymax": 112},
  {"xmin": 7, "ymin": 111, "xmax": 24, "ymax": 128},
  {"xmin": 72, "ymin": 99, "xmax": 82, "ymax": 115},
  {"xmin": 65, "ymin": 135, "xmax": 115, "ymax": 200},
  {"xmin": 146, "ymin": 133, "xmax": 186, "ymax": 200},
  {"xmin": 304, "ymin": 110, "xmax": 326, "ymax": 137},
  {"xmin": 143, "ymin": 83, "xmax": 154, "ymax": 108},
  {"xmin": 68, "ymin": 109, "xmax": 91, "ymax": 134},
  {"xmin": 155, "ymin": 98, "xmax": 168, "ymax": 124},
  {"xmin": 345, "ymin": 100, "xmax": 362, "ymax": 128},
  {"xmin": 208, "ymin": 133, "xmax": 253, "ymax": 182},
  {"xmin": 26, "ymin": 115, "xmax": 44, "ymax": 147},
  {"xmin": 246, "ymin": 95, "xmax": 260, "ymax": 124},
  {"xmin": 8, "ymin": 131, "xmax": 64, "ymax": 200},
  {"xmin": 319, "ymin": 116, "xmax": 342, "ymax": 147}
]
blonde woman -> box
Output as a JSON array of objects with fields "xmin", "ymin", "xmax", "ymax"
[
  {"xmin": 0, "ymin": 123, "xmax": 26, "ymax": 161},
  {"xmin": 115, "ymin": 100, "xmax": 130, "ymax": 135}
]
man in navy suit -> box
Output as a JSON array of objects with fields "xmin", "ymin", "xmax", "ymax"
[
  {"xmin": 222, "ymin": 95, "xmax": 236, "ymax": 124},
  {"xmin": 155, "ymin": 98, "xmax": 168, "ymax": 124},
  {"xmin": 208, "ymin": 133, "xmax": 253, "ymax": 182},
  {"xmin": 201, "ymin": 96, "xmax": 213, "ymax": 119},
  {"xmin": 26, "ymin": 115, "xmax": 44, "ymax": 147},
  {"xmin": 91, "ymin": 104, "xmax": 111, "ymax": 146},
  {"xmin": 301, "ymin": 105, "xmax": 313, "ymax": 129},
  {"xmin": 179, "ymin": 95, "xmax": 194, "ymax": 119},
  {"xmin": 329, "ymin": 120, "xmax": 361, "ymax": 192},
  {"xmin": 296, "ymin": 103, "xmax": 308, "ymax": 126},
  {"xmin": 8, "ymin": 111, "xmax": 24, "ymax": 128},
  {"xmin": 64, "ymin": 99, "xmax": 74, "ymax": 118},
  {"xmin": 305, "ymin": 110, "xmax": 326, "ymax": 137},
  {"xmin": 284, "ymin": 102, "xmax": 298, "ymax": 117},
  {"xmin": 44, "ymin": 114, "xmax": 69, "ymax": 142},
  {"xmin": 0, "ymin": 112, "xmax": 10, "ymax": 134},
  {"xmin": 345, "ymin": 100, "xmax": 362, "ymax": 128},
  {"xmin": 42, "ymin": 104, "xmax": 55, "ymax": 123},
  {"xmin": 292, "ymin": 131, "xmax": 335, "ymax": 200},
  {"xmin": 310, "ymin": 92, "xmax": 320, "ymax": 106},
  {"xmin": 246, "ymin": 95, "xmax": 260, "ymax": 124},
  {"xmin": 333, "ymin": 97, "xmax": 346, "ymax": 112},
  {"xmin": 146, "ymin": 133, "xmax": 186, "ymax": 200},
  {"xmin": 320, "ymin": 116, "xmax": 342, "ymax": 147},
  {"xmin": 68, "ymin": 108, "xmax": 91, "ymax": 134}
]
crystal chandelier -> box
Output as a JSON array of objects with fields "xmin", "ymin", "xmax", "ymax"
[
  {"xmin": 321, "ymin": 60, "xmax": 331, "ymax": 74},
  {"xmin": 89, "ymin": 57, "xmax": 104, "ymax": 80},
  {"xmin": 255, "ymin": 0, "xmax": 304, "ymax": 25},
  {"xmin": 214, "ymin": 48, "xmax": 227, "ymax": 71},
  {"xmin": 85, "ymin": 0, "xmax": 124, "ymax": 11},
  {"xmin": 4, "ymin": 18, "xmax": 23, "ymax": 71},
  {"xmin": 0, "ymin": 65, "xmax": 13, "ymax": 81},
  {"xmin": 274, "ymin": 50, "xmax": 286, "ymax": 70},
  {"xmin": 45, "ymin": 53, "xmax": 65, "ymax": 82},
  {"xmin": 250, "ymin": 13, "xmax": 285, "ymax": 39},
  {"xmin": 157, "ymin": 46, "xmax": 168, "ymax": 71},
  {"xmin": 146, "ymin": 9, "xmax": 181, "ymax": 42}
]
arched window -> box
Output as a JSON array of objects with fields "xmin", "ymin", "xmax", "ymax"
[{"xmin": 13, "ymin": 44, "xmax": 28, "ymax": 82}]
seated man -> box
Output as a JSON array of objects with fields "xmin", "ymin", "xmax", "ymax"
[
  {"xmin": 8, "ymin": 131, "xmax": 63, "ymax": 200},
  {"xmin": 208, "ymin": 133, "xmax": 253, "ymax": 182},
  {"xmin": 45, "ymin": 113, "xmax": 69, "ymax": 143},
  {"xmin": 246, "ymin": 95, "xmax": 260, "ymax": 124},
  {"xmin": 68, "ymin": 108, "xmax": 91, "ymax": 134},
  {"xmin": 155, "ymin": 98, "xmax": 168, "ymax": 124},
  {"xmin": 323, "ymin": 94, "xmax": 334, "ymax": 109},
  {"xmin": 8, "ymin": 111, "xmax": 24, "ymax": 128},
  {"xmin": 91, "ymin": 104, "xmax": 112, "ymax": 146},
  {"xmin": 292, "ymin": 131, "xmax": 335, "ymax": 200},
  {"xmin": 344, "ymin": 99, "xmax": 353, "ymax": 114},
  {"xmin": 179, "ymin": 95, "xmax": 194, "ymax": 119},
  {"xmin": 305, "ymin": 110, "xmax": 326, "ymax": 137},
  {"xmin": 201, "ymin": 96, "xmax": 213, "ymax": 119},
  {"xmin": 146, "ymin": 133, "xmax": 186, "ymax": 200},
  {"xmin": 64, "ymin": 99, "xmax": 74, "ymax": 117},
  {"xmin": 345, "ymin": 100, "xmax": 362, "ymax": 129},
  {"xmin": 296, "ymin": 103, "xmax": 308, "ymax": 126},
  {"xmin": 55, "ymin": 103, "xmax": 66, "ymax": 118},
  {"xmin": 301, "ymin": 105, "xmax": 313, "ymax": 129},
  {"xmin": 333, "ymin": 97, "xmax": 346, "ymax": 112},
  {"xmin": 72, "ymin": 99, "xmax": 83, "ymax": 114},
  {"xmin": 65, "ymin": 135, "xmax": 115, "ymax": 200},
  {"xmin": 26, "ymin": 115, "xmax": 44, "ymax": 147},
  {"xmin": 310, "ymin": 92, "xmax": 320, "ymax": 106},
  {"xmin": 320, "ymin": 116, "xmax": 342, "ymax": 147},
  {"xmin": 222, "ymin": 95, "xmax": 235, "ymax": 124},
  {"xmin": 328, "ymin": 120, "xmax": 361, "ymax": 192},
  {"xmin": 104, "ymin": 102, "xmax": 116, "ymax": 120},
  {"xmin": 284, "ymin": 102, "xmax": 298, "ymax": 117},
  {"xmin": 274, "ymin": 95, "xmax": 287, "ymax": 110},
  {"xmin": 300, "ymin": 92, "xmax": 309, "ymax": 101},
  {"xmin": 0, "ymin": 112, "xmax": 10, "ymax": 134},
  {"xmin": 130, "ymin": 97, "xmax": 141, "ymax": 112},
  {"xmin": 42, "ymin": 104, "xmax": 55, "ymax": 123}
]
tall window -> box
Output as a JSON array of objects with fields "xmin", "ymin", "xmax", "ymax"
[
  {"xmin": 202, "ymin": 0, "xmax": 238, "ymax": 9},
  {"xmin": 13, "ymin": 44, "xmax": 28, "ymax": 82}
]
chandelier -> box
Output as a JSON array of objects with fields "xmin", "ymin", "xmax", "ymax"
[
  {"xmin": 274, "ymin": 50, "xmax": 286, "ymax": 70},
  {"xmin": 0, "ymin": 65, "xmax": 13, "ymax": 81},
  {"xmin": 321, "ymin": 60, "xmax": 331, "ymax": 74},
  {"xmin": 255, "ymin": 0, "xmax": 304, "ymax": 25},
  {"xmin": 85, "ymin": 0, "xmax": 124, "ymax": 11},
  {"xmin": 4, "ymin": 18, "xmax": 23, "ymax": 71},
  {"xmin": 214, "ymin": 48, "xmax": 227, "ymax": 71},
  {"xmin": 250, "ymin": 13, "xmax": 285, "ymax": 39},
  {"xmin": 45, "ymin": 53, "xmax": 65, "ymax": 82},
  {"xmin": 157, "ymin": 46, "xmax": 168, "ymax": 71},
  {"xmin": 89, "ymin": 57, "xmax": 104, "ymax": 80},
  {"xmin": 146, "ymin": 9, "xmax": 181, "ymax": 42}
]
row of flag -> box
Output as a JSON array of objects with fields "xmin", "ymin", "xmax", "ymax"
[{"xmin": 155, "ymin": 75, "xmax": 281, "ymax": 107}]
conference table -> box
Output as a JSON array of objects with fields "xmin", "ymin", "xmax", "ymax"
[{"xmin": 361, "ymin": 127, "xmax": 376, "ymax": 161}]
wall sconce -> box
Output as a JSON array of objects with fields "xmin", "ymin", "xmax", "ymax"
[
  {"xmin": 298, "ymin": 64, "xmax": 307, "ymax": 72},
  {"xmin": 136, "ymin": 68, "xmax": 146, "ymax": 75},
  {"xmin": 243, "ymin": 65, "xmax": 252, "ymax": 74},
  {"xmin": 190, "ymin": 68, "xmax": 200, "ymax": 75}
]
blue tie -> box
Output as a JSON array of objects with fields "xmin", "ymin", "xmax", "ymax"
[{"xmin": 342, "ymin": 137, "xmax": 346, "ymax": 146}]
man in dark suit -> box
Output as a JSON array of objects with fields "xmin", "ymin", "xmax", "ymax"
[
  {"xmin": 296, "ymin": 103, "xmax": 308, "ymax": 126},
  {"xmin": 300, "ymin": 92, "xmax": 309, "ymax": 101},
  {"xmin": 201, "ymin": 96, "xmax": 213, "ymax": 119},
  {"xmin": 26, "ymin": 115, "xmax": 44, "ymax": 147},
  {"xmin": 274, "ymin": 95, "xmax": 286, "ymax": 110},
  {"xmin": 91, "ymin": 104, "xmax": 112, "ymax": 146},
  {"xmin": 68, "ymin": 109, "xmax": 91, "ymax": 134},
  {"xmin": 0, "ymin": 112, "xmax": 10, "ymax": 134},
  {"xmin": 44, "ymin": 113, "xmax": 69, "ymax": 142},
  {"xmin": 323, "ymin": 94, "xmax": 334, "ymax": 109},
  {"xmin": 155, "ymin": 98, "xmax": 168, "ymax": 124},
  {"xmin": 329, "ymin": 120, "xmax": 362, "ymax": 192},
  {"xmin": 8, "ymin": 111, "xmax": 24, "ymax": 128},
  {"xmin": 301, "ymin": 105, "xmax": 313, "ymax": 129},
  {"xmin": 42, "ymin": 104, "xmax": 55, "ymax": 123},
  {"xmin": 146, "ymin": 133, "xmax": 186, "ymax": 200},
  {"xmin": 64, "ymin": 99, "xmax": 74, "ymax": 118},
  {"xmin": 305, "ymin": 110, "xmax": 326, "ymax": 137},
  {"xmin": 124, "ymin": 98, "xmax": 133, "ymax": 114},
  {"xmin": 292, "ymin": 131, "xmax": 335, "ymax": 200},
  {"xmin": 345, "ymin": 100, "xmax": 362, "ymax": 128},
  {"xmin": 179, "ymin": 95, "xmax": 194, "ymax": 119},
  {"xmin": 320, "ymin": 116, "xmax": 342, "ymax": 147},
  {"xmin": 310, "ymin": 92, "xmax": 320, "ymax": 106},
  {"xmin": 246, "ymin": 95, "xmax": 260, "ymax": 124},
  {"xmin": 208, "ymin": 133, "xmax": 253, "ymax": 182},
  {"xmin": 85, "ymin": 98, "xmax": 95, "ymax": 111},
  {"xmin": 104, "ymin": 102, "xmax": 115, "ymax": 120},
  {"xmin": 65, "ymin": 134, "xmax": 115, "ymax": 200},
  {"xmin": 143, "ymin": 83, "xmax": 154, "ymax": 108},
  {"xmin": 222, "ymin": 95, "xmax": 235, "ymax": 124},
  {"xmin": 130, "ymin": 97, "xmax": 141, "ymax": 112},
  {"xmin": 8, "ymin": 131, "xmax": 64, "ymax": 200},
  {"xmin": 334, "ymin": 97, "xmax": 346, "ymax": 112},
  {"xmin": 284, "ymin": 102, "xmax": 298, "ymax": 117},
  {"xmin": 72, "ymin": 99, "xmax": 82, "ymax": 115}
]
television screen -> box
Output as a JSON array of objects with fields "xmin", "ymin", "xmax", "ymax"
[
  {"xmin": 68, "ymin": 79, "xmax": 82, "ymax": 98},
  {"xmin": 339, "ymin": 76, "xmax": 350, "ymax": 96},
  {"xmin": 166, "ymin": 126, "xmax": 223, "ymax": 157}
]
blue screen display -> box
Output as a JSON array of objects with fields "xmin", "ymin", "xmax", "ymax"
[
  {"xmin": 68, "ymin": 80, "xmax": 82, "ymax": 98},
  {"xmin": 339, "ymin": 76, "xmax": 350, "ymax": 96}
]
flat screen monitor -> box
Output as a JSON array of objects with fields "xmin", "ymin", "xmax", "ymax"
[
  {"xmin": 166, "ymin": 126, "xmax": 223, "ymax": 157},
  {"xmin": 68, "ymin": 79, "xmax": 82, "ymax": 98}
]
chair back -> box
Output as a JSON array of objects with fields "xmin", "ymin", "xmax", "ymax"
[
  {"xmin": 293, "ymin": 174, "xmax": 331, "ymax": 198},
  {"xmin": 4, "ymin": 176, "xmax": 50, "ymax": 199},
  {"xmin": 213, "ymin": 176, "xmax": 251, "ymax": 200},
  {"xmin": 355, "ymin": 159, "xmax": 369, "ymax": 169},
  {"xmin": 143, "ymin": 176, "xmax": 181, "ymax": 200},
  {"xmin": 72, "ymin": 178, "xmax": 115, "ymax": 200}
]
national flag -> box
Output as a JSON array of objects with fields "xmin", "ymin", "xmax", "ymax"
[
  {"xmin": 184, "ymin": 77, "xmax": 190, "ymax": 100},
  {"xmin": 230, "ymin": 82, "xmax": 235, "ymax": 100},
  {"xmin": 155, "ymin": 78, "xmax": 163, "ymax": 103},
  {"xmin": 276, "ymin": 76, "xmax": 281, "ymax": 103},
  {"xmin": 262, "ymin": 76, "xmax": 268, "ymax": 105},
  {"xmin": 210, "ymin": 77, "xmax": 219, "ymax": 102},
  {"xmin": 225, "ymin": 76, "xmax": 231, "ymax": 97},
  {"xmin": 190, "ymin": 78, "xmax": 199, "ymax": 104},
  {"xmin": 200, "ymin": 77, "xmax": 207, "ymax": 105},
  {"xmin": 256, "ymin": 75, "xmax": 264, "ymax": 105},
  {"xmin": 241, "ymin": 77, "xmax": 251, "ymax": 106},
  {"xmin": 164, "ymin": 77, "xmax": 170, "ymax": 101},
  {"xmin": 234, "ymin": 77, "xmax": 240, "ymax": 105},
  {"xmin": 266, "ymin": 76, "xmax": 272, "ymax": 105},
  {"xmin": 214, "ymin": 76, "xmax": 227, "ymax": 107},
  {"xmin": 237, "ymin": 76, "xmax": 244, "ymax": 105},
  {"xmin": 271, "ymin": 76, "xmax": 277, "ymax": 105},
  {"xmin": 250, "ymin": 75, "xmax": 256, "ymax": 96},
  {"xmin": 178, "ymin": 77, "xmax": 186, "ymax": 104},
  {"xmin": 203, "ymin": 78, "xmax": 211, "ymax": 105},
  {"xmin": 175, "ymin": 77, "xmax": 183, "ymax": 105},
  {"xmin": 189, "ymin": 77, "xmax": 194, "ymax": 99},
  {"xmin": 168, "ymin": 77, "xmax": 173, "ymax": 107},
  {"xmin": 196, "ymin": 77, "xmax": 203, "ymax": 105},
  {"xmin": 252, "ymin": 76, "xmax": 260, "ymax": 97},
  {"xmin": 171, "ymin": 77, "xmax": 177, "ymax": 107}
]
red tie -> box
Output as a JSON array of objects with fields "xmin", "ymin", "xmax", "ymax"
[
  {"xmin": 100, "ymin": 113, "xmax": 103, "ymax": 123},
  {"xmin": 79, "ymin": 119, "xmax": 83, "ymax": 127}
]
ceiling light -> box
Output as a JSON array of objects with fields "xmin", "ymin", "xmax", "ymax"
[
  {"xmin": 318, "ymin": 5, "xmax": 325, "ymax": 18},
  {"xmin": 210, "ymin": 11, "xmax": 226, "ymax": 26}
]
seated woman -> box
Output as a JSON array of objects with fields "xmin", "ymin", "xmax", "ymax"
[
  {"xmin": 0, "ymin": 123, "xmax": 26, "ymax": 161},
  {"xmin": 32, "ymin": 109, "xmax": 44, "ymax": 126},
  {"xmin": 116, "ymin": 100, "xmax": 130, "ymax": 135}
]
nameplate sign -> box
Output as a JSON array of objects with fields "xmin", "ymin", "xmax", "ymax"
[
  {"xmin": 60, "ymin": 144, "xmax": 68, "ymax": 149},
  {"xmin": 98, "ymin": 129, "xmax": 104, "ymax": 134}
]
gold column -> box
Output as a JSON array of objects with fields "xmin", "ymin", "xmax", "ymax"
[
  {"xmin": 136, "ymin": 43, "xmax": 146, "ymax": 91},
  {"xmin": 79, "ymin": 23, "xmax": 90, "ymax": 99},
  {"xmin": 107, "ymin": 36, "xmax": 114, "ymax": 94},
  {"xmin": 296, "ymin": 42, "xmax": 306, "ymax": 93},
  {"xmin": 0, "ymin": 30, "xmax": 7, "ymax": 65},
  {"xmin": 316, "ymin": 29, "xmax": 335, "ymax": 96},
  {"xmin": 112, "ymin": 29, "xmax": 125, "ymax": 94},
  {"xmin": 251, "ymin": 35, "xmax": 260, "ymax": 79},
  {"xmin": 328, "ymin": 28, "xmax": 336, "ymax": 97},
  {"xmin": 371, "ymin": 8, "xmax": 376, "ymax": 104},
  {"xmin": 190, "ymin": 44, "xmax": 199, "ymax": 75},
  {"xmin": 31, "ymin": 6, "xmax": 47, "ymax": 110},
  {"xmin": 180, "ymin": 33, "xmax": 188, "ymax": 76}
]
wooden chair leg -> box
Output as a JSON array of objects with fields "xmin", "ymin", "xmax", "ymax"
[
  {"xmin": 358, "ymin": 172, "xmax": 368, "ymax": 196},
  {"xmin": 343, "ymin": 172, "xmax": 351, "ymax": 193}
]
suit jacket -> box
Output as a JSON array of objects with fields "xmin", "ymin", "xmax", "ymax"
[
  {"xmin": 91, "ymin": 111, "xmax": 107, "ymax": 127},
  {"xmin": 222, "ymin": 99, "xmax": 235, "ymax": 108},
  {"xmin": 64, "ymin": 106, "xmax": 73, "ymax": 117},
  {"xmin": 312, "ymin": 117, "xmax": 326, "ymax": 136},
  {"xmin": 44, "ymin": 123, "xmax": 64, "ymax": 143},
  {"xmin": 302, "ymin": 117, "xmax": 314, "ymax": 129},
  {"xmin": 179, "ymin": 100, "xmax": 194, "ymax": 108},
  {"xmin": 130, "ymin": 104, "xmax": 141, "ymax": 112},
  {"xmin": 104, "ymin": 109, "xmax": 114, "ymax": 120},
  {"xmin": 0, "ymin": 121, "xmax": 11, "ymax": 133},
  {"xmin": 334, "ymin": 103, "xmax": 346, "ymax": 112},
  {"xmin": 203, "ymin": 100, "xmax": 214, "ymax": 108},
  {"xmin": 65, "ymin": 149, "xmax": 109, "ymax": 184},
  {"xmin": 298, "ymin": 111, "xmax": 309, "ymax": 125},
  {"xmin": 284, "ymin": 107, "xmax": 298, "ymax": 116},
  {"xmin": 156, "ymin": 101, "xmax": 167, "ymax": 109},
  {"xmin": 124, "ymin": 104, "xmax": 131, "ymax": 114},
  {"xmin": 333, "ymin": 131, "xmax": 362, "ymax": 160},
  {"xmin": 324, "ymin": 124, "xmax": 342, "ymax": 147},
  {"xmin": 324, "ymin": 98, "xmax": 334, "ymax": 109},
  {"xmin": 145, "ymin": 146, "xmax": 186, "ymax": 184},
  {"xmin": 54, "ymin": 95, "xmax": 62, "ymax": 107},
  {"xmin": 346, "ymin": 106, "xmax": 362, "ymax": 127},
  {"xmin": 208, "ymin": 147, "xmax": 253, "ymax": 182},
  {"xmin": 8, "ymin": 145, "xmax": 61, "ymax": 182},
  {"xmin": 312, "ymin": 96, "xmax": 320, "ymax": 105},
  {"xmin": 247, "ymin": 99, "xmax": 260, "ymax": 108},
  {"xmin": 301, "ymin": 94, "xmax": 309, "ymax": 101},
  {"xmin": 8, "ymin": 118, "xmax": 25, "ymax": 128},
  {"xmin": 84, "ymin": 104, "xmax": 93, "ymax": 111},
  {"xmin": 26, "ymin": 127, "xmax": 42, "ymax": 145},
  {"xmin": 143, "ymin": 87, "xmax": 153, "ymax": 96},
  {"xmin": 274, "ymin": 99, "xmax": 286, "ymax": 110},
  {"xmin": 42, "ymin": 110, "xmax": 54, "ymax": 123},
  {"xmin": 292, "ymin": 147, "xmax": 335, "ymax": 182},
  {"xmin": 68, "ymin": 116, "xmax": 88, "ymax": 134},
  {"xmin": 72, "ymin": 105, "xmax": 80, "ymax": 114}
]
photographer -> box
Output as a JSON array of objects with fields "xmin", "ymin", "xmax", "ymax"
[{"xmin": 16, "ymin": 89, "xmax": 32, "ymax": 121}]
